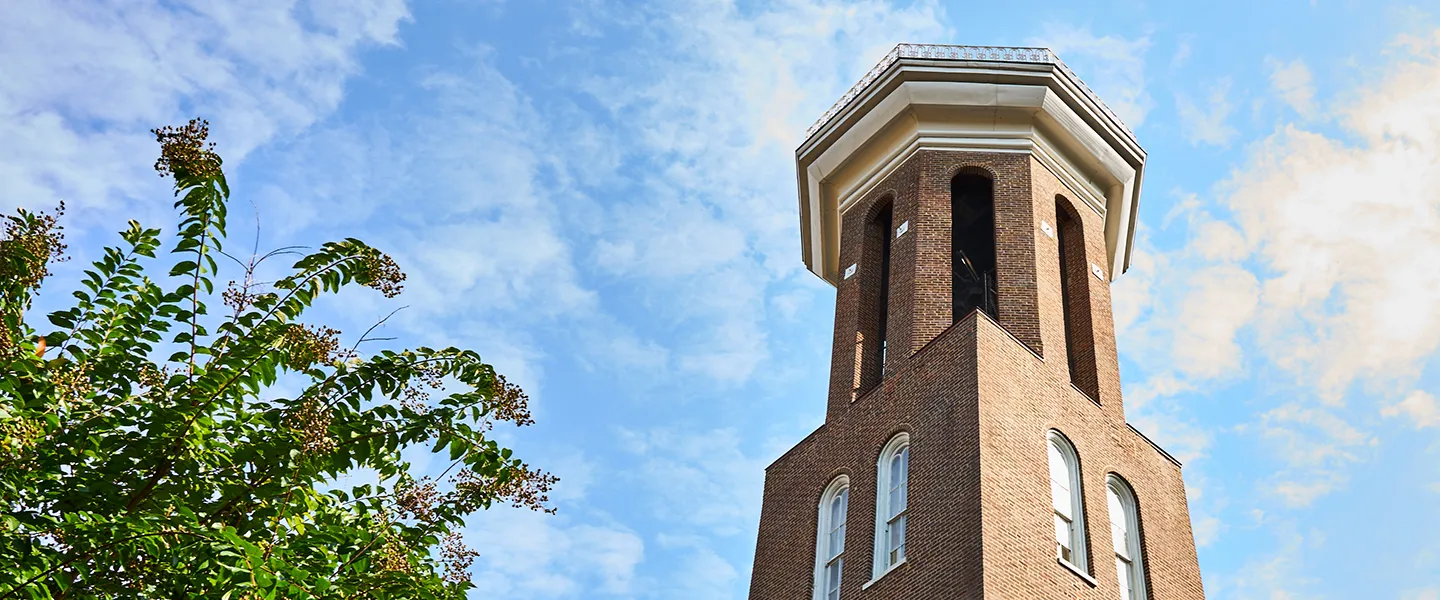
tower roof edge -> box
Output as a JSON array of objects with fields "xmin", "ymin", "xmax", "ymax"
[{"xmin": 795, "ymin": 43, "xmax": 1148, "ymax": 286}]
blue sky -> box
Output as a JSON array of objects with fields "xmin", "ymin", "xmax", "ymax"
[{"xmin": 5, "ymin": 0, "xmax": 1440, "ymax": 597}]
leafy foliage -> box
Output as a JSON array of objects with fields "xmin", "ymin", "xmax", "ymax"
[{"xmin": 0, "ymin": 119, "xmax": 556, "ymax": 598}]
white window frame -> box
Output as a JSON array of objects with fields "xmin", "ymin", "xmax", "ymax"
[
  {"xmin": 1048, "ymin": 430, "xmax": 1088, "ymax": 572},
  {"xmin": 871, "ymin": 433, "xmax": 911, "ymax": 579},
  {"xmin": 813, "ymin": 476, "xmax": 850, "ymax": 600},
  {"xmin": 1107, "ymin": 475, "xmax": 1148, "ymax": 600}
]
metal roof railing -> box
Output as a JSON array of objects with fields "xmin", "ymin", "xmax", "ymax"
[{"xmin": 802, "ymin": 43, "xmax": 1133, "ymax": 142}]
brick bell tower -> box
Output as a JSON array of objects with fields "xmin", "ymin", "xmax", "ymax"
[{"xmin": 748, "ymin": 45, "xmax": 1205, "ymax": 600}]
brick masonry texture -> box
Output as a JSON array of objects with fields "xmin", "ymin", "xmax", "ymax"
[{"xmin": 749, "ymin": 150, "xmax": 1206, "ymax": 600}]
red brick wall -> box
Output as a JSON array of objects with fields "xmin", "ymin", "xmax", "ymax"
[{"xmin": 750, "ymin": 151, "xmax": 1204, "ymax": 600}]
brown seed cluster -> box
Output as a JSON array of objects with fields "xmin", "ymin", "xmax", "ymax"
[
  {"xmin": 452, "ymin": 462, "xmax": 558, "ymax": 515},
  {"xmin": 0, "ymin": 416, "xmax": 43, "ymax": 467},
  {"xmin": 0, "ymin": 202, "xmax": 67, "ymax": 293},
  {"xmin": 355, "ymin": 250, "xmax": 406, "ymax": 298},
  {"xmin": 439, "ymin": 532, "xmax": 480, "ymax": 584},
  {"xmin": 487, "ymin": 373, "xmax": 534, "ymax": 428},
  {"xmin": 284, "ymin": 399, "xmax": 335, "ymax": 455},
  {"xmin": 0, "ymin": 203, "xmax": 67, "ymax": 357},
  {"xmin": 399, "ymin": 362, "xmax": 446, "ymax": 414},
  {"xmin": 279, "ymin": 324, "xmax": 342, "ymax": 371},
  {"xmin": 222, "ymin": 280, "xmax": 258, "ymax": 315},
  {"xmin": 393, "ymin": 477, "xmax": 441, "ymax": 525},
  {"xmin": 136, "ymin": 363, "xmax": 169, "ymax": 395},
  {"xmin": 152, "ymin": 119, "xmax": 221, "ymax": 182},
  {"xmin": 52, "ymin": 361, "xmax": 94, "ymax": 403},
  {"xmin": 375, "ymin": 534, "xmax": 413, "ymax": 574}
]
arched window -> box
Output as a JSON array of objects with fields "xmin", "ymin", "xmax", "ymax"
[
  {"xmin": 1107, "ymin": 476, "xmax": 1147, "ymax": 600},
  {"xmin": 872, "ymin": 433, "xmax": 910, "ymax": 577},
  {"xmin": 952, "ymin": 170, "xmax": 997, "ymax": 321},
  {"xmin": 1048, "ymin": 431, "xmax": 1088, "ymax": 571},
  {"xmin": 1055, "ymin": 196, "xmax": 1099, "ymax": 400},
  {"xmin": 814, "ymin": 476, "xmax": 850, "ymax": 600}
]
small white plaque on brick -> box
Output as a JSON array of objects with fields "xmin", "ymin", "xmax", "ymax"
[
  {"xmin": 1091, "ymin": 263, "xmax": 1105, "ymax": 280},
  {"xmin": 844, "ymin": 263, "xmax": 858, "ymax": 279},
  {"xmin": 896, "ymin": 220, "xmax": 910, "ymax": 238},
  {"xmin": 1040, "ymin": 220, "xmax": 1054, "ymax": 239}
]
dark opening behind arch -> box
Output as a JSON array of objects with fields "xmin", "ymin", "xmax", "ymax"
[
  {"xmin": 951, "ymin": 171, "xmax": 997, "ymax": 322},
  {"xmin": 1056, "ymin": 196, "xmax": 1100, "ymax": 401},
  {"xmin": 855, "ymin": 200, "xmax": 894, "ymax": 396}
]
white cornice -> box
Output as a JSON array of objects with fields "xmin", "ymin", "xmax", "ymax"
[{"xmin": 796, "ymin": 58, "xmax": 1146, "ymax": 287}]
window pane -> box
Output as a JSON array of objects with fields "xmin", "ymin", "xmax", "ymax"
[
  {"xmin": 898, "ymin": 446, "xmax": 909, "ymax": 511},
  {"xmin": 1054, "ymin": 514, "xmax": 1072, "ymax": 562},
  {"xmin": 1050, "ymin": 442, "xmax": 1072, "ymax": 516},
  {"xmin": 1108, "ymin": 485, "xmax": 1134, "ymax": 561},
  {"xmin": 1048, "ymin": 443, "xmax": 1068, "ymax": 484},
  {"xmin": 826, "ymin": 559, "xmax": 841, "ymax": 600},
  {"xmin": 1052, "ymin": 479, "xmax": 1071, "ymax": 517},
  {"xmin": 1116, "ymin": 557, "xmax": 1132, "ymax": 600},
  {"xmin": 1112, "ymin": 522, "xmax": 1129, "ymax": 557},
  {"xmin": 888, "ymin": 514, "xmax": 907, "ymax": 564}
]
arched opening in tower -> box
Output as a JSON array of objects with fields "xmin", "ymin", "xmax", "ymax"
[
  {"xmin": 951, "ymin": 171, "xmax": 997, "ymax": 322},
  {"xmin": 1056, "ymin": 195, "xmax": 1100, "ymax": 401}
]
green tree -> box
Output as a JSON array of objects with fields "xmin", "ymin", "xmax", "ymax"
[{"xmin": 0, "ymin": 120, "xmax": 556, "ymax": 598}]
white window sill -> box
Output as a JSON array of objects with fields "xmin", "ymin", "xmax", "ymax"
[
  {"xmin": 861, "ymin": 558, "xmax": 907, "ymax": 590},
  {"xmin": 1057, "ymin": 558, "xmax": 1097, "ymax": 587}
]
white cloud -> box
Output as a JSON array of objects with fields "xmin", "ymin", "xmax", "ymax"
[
  {"xmin": 649, "ymin": 534, "xmax": 742, "ymax": 600},
  {"xmin": 1171, "ymin": 35, "xmax": 1194, "ymax": 69},
  {"xmin": 1382, "ymin": 390, "xmax": 1440, "ymax": 428},
  {"xmin": 0, "ymin": 0, "xmax": 408, "ymax": 219},
  {"xmin": 559, "ymin": 0, "xmax": 946, "ymax": 383},
  {"xmin": 1030, "ymin": 24, "xmax": 1153, "ymax": 127},
  {"xmin": 619, "ymin": 427, "xmax": 767, "ymax": 536},
  {"xmin": 1235, "ymin": 62, "xmax": 1440, "ymax": 401},
  {"xmin": 465, "ymin": 509, "xmax": 644, "ymax": 598},
  {"xmin": 1267, "ymin": 57, "xmax": 1318, "ymax": 118},
  {"xmin": 1403, "ymin": 588, "xmax": 1440, "ymax": 600},
  {"xmin": 1192, "ymin": 513, "xmax": 1222, "ymax": 548},
  {"xmin": 1171, "ymin": 264, "xmax": 1260, "ymax": 380},
  {"xmin": 1209, "ymin": 525, "xmax": 1318, "ymax": 599},
  {"xmin": 1119, "ymin": 30, "xmax": 1440, "ymax": 509},
  {"xmin": 1252, "ymin": 403, "xmax": 1376, "ymax": 507},
  {"xmin": 1176, "ymin": 78, "xmax": 1239, "ymax": 146}
]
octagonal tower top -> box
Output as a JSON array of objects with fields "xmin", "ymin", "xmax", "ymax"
[{"xmin": 796, "ymin": 43, "xmax": 1147, "ymax": 285}]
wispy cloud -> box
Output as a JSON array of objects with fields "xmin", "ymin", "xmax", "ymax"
[
  {"xmin": 1030, "ymin": 23, "xmax": 1153, "ymax": 127},
  {"xmin": 1382, "ymin": 390, "xmax": 1440, "ymax": 428},
  {"xmin": 1176, "ymin": 79, "xmax": 1239, "ymax": 146},
  {"xmin": 1267, "ymin": 57, "xmax": 1319, "ymax": 118},
  {"xmin": 1208, "ymin": 525, "xmax": 1319, "ymax": 599},
  {"xmin": 465, "ymin": 509, "xmax": 645, "ymax": 597},
  {"xmin": 0, "ymin": 0, "xmax": 409, "ymax": 222},
  {"xmin": 561, "ymin": 0, "xmax": 945, "ymax": 383},
  {"xmin": 1250, "ymin": 403, "xmax": 1376, "ymax": 507}
]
